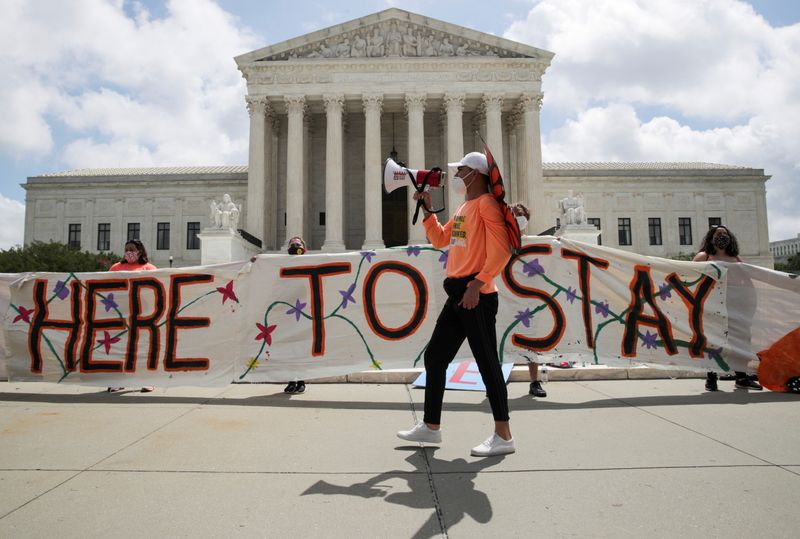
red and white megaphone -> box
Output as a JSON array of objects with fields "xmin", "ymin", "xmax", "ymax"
[
  {"xmin": 383, "ymin": 158, "xmax": 446, "ymax": 223},
  {"xmin": 383, "ymin": 158, "xmax": 445, "ymax": 194}
]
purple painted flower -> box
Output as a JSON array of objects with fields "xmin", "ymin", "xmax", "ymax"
[
  {"xmin": 438, "ymin": 250, "xmax": 449, "ymax": 268},
  {"xmin": 566, "ymin": 286, "xmax": 577, "ymax": 304},
  {"xmin": 658, "ymin": 283, "xmax": 672, "ymax": 301},
  {"xmin": 53, "ymin": 280, "xmax": 69, "ymax": 300},
  {"xmin": 595, "ymin": 301, "xmax": 610, "ymax": 318},
  {"xmin": 406, "ymin": 245, "xmax": 421, "ymax": 257},
  {"xmin": 286, "ymin": 298, "xmax": 307, "ymax": 322},
  {"xmin": 100, "ymin": 293, "xmax": 118, "ymax": 313},
  {"xmin": 339, "ymin": 283, "xmax": 357, "ymax": 309},
  {"xmin": 642, "ymin": 331, "xmax": 658, "ymax": 350},
  {"xmin": 522, "ymin": 258, "xmax": 545, "ymax": 278},
  {"xmin": 514, "ymin": 308, "xmax": 534, "ymax": 328},
  {"xmin": 707, "ymin": 347, "xmax": 723, "ymax": 362},
  {"xmin": 360, "ymin": 251, "xmax": 376, "ymax": 263}
]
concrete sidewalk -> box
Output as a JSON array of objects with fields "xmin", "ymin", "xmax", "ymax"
[{"xmin": 1, "ymin": 379, "xmax": 798, "ymax": 538}]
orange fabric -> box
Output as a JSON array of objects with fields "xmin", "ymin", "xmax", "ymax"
[
  {"xmin": 109, "ymin": 262, "xmax": 158, "ymax": 272},
  {"xmin": 757, "ymin": 326, "xmax": 800, "ymax": 392},
  {"xmin": 423, "ymin": 194, "xmax": 511, "ymax": 293}
]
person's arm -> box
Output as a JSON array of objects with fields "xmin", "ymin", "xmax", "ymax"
[{"xmin": 692, "ymin": 252, "xmax": 709, "ymax": 262}]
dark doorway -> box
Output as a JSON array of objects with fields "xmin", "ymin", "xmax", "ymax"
[{"xmin": 382, "ymin": 188, "xmax": 408, "ymax": 247}]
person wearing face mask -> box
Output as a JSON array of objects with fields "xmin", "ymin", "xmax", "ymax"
[
  {"xmin": 693, "ymin": 225, "xmax": 762, "ymax": 391},
  {"xmin": 397, "ymin": 151, "xmax": 515, "ymax": 457},
  {"xmin": 285, "ymin": 236, "xmax": 308, "ymax": 394},
  {"xmin": 108, "ymin": 239, "xmax": 157, "ymax": 392}
]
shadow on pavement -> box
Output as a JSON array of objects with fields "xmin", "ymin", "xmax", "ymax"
[
  {"xmin": 300, "ymin": 447, "xmax": 503, "ymax": 539},
  {"xmin": 0, "ymin": 386, "xmax": 795, "ymax": 410}
]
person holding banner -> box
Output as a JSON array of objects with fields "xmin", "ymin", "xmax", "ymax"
[
  {"xmin": 284, "ymin": 236, "xmax": 308, "ymax": 394},
  {"xmin": 107, "ymin": 239, "xmax": 157, "ymax": 393},
  {"xmin": 397, "ymin": 151, "xmax": 515, "ymax": 457},
  {"xmin": 693, "ymin": 225, "xmax": 762, "ymax": 391}
]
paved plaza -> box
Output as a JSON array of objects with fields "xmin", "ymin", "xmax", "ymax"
[{"xmin": 1, "ymin": 377, "xmax": 798, "ymax": 538}]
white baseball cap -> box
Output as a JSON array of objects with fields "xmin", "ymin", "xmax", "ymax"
[{"xmin": 448, "ymin": 152, "xmax": 488, "ymax": 175}]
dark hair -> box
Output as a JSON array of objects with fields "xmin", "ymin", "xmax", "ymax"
[
  {"xmin": 125, "ymin": 239, "xmax": 150, "ymax": 264},
  {"xmin": 699, "ymin": 225, "xmax": 739, "ymax": 258},
  {"xmin": 512, "ymin": 203, "xmax": 530, "ymax": 220}
]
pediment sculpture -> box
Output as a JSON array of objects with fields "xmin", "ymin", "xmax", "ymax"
[{"xmin": 262, "ymin": 20, "xmax": 528, "ymax": 61}]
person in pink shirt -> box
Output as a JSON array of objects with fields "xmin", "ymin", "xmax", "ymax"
[
  {"xmin": 108, "ymin": 239, "xmax": 157, "ymax": 392},
  {"xmin": 397, "ymin": 152, "xmax": 515, "ymax": 457}
]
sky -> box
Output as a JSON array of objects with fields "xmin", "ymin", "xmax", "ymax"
[{"xmin": 1, "ymin": 0, "xmax": 799, "ymax": 249}]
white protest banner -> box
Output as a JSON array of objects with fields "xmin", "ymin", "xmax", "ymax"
[{"xmin": 3, "ymin": 238, "xmax": 799, "ymax": 391}]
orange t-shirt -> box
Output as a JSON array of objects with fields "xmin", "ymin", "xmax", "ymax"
[
  {"xmin": 109, "ymin": 262, "xmax": 158, "ymax": 272},
  {"xmin": 423, "ymin": 194, "xmax": 511, "ymax": 293}
]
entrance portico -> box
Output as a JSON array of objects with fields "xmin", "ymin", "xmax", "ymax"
[{"xmin": 236, "ymin": 8, "xmax": 553, "ymax": 251}]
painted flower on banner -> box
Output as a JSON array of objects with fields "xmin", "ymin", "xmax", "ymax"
[
  {"xmin": 406, "ymin": 245, "xmax": 421, "ymax": 257},
  {"xmin": 53, "ymin": 280, "xmax": 69, "ymax": 300},
  {"xmin": 339, "ymin": 283, "xmax": 356, "ymax": 309},
  {"xmin": 360, "ymin": 251, "xmax": 376, "ymax": 263},
  {"xmin": 216, "ymin": 281, "xmax": 239, "ymax": 304},
  {"xmin": 438, "ymin": 250, "xmax": 449, "ymax": 268},
  {"xmin": 595, "ymin": 301, "xmax": 610, "ymax": 318},
  {"xmin": 13, "ymin": 306, "xmax": 34, "ymax": 324},
  {"xmin": 246, "ymin": 357, "xmax": 260, "ymax": 371},
  {"xmin": 101, "ymin": 293, "xmax": 118, "ymax": 313},
  {"xmin": 286, "ymin": 299, "xmax": 307, "ymax": 322},
  {"xmin": 566, "ymin": 286, "xmax": 577, "ymax": 304},
  {"xmin": 97, "ymin": 331, "xmax": 121, "ymax": 354},
  {"xmin": 515, "ymin": 308, "xmax": 534, "ymax": 328},
  {"xmin": 255, "ymin": 323, "xmax": 277, "ymax": 345},
  {"xmin": 659, "ymin": 284, "xmax": 672, "ymax": 301},
  {"xmin": 642, "ymin": 331, "xmax": 658, "ymax": 350},
  {"xmin": 522, "ymin": 258, "xmax": 545, "ymax": 278},
  {"xmin": 707, "ymin": 347, "xmax": 723, "ymax": 362},
  {"xmin": 370, "ymin": 359, "xmax": 382, "ymax": 370}
]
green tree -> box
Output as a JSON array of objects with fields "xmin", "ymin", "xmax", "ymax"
[
  {"xmin": 775, "ymin": 253, "xmax": 800, "ymax": 274},
  {"xmin": 0, "ymin": 241, "xmax": 121, "ymax": 273}
]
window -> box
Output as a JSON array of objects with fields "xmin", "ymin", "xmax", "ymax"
[
  {"xmin": 127, "ymin": 222, "xmax": 140, "ymax": 241},
  {"xmin": 157, "ymin": 222, "xmax": 170, "ymax": 250},
  {"xmin": 587, "ymin": 217, "xmax": 601, "ymax": 245},
  {"xmin": 320, "ymin": 212, "xmax": 326, "ymax": 226},
  {"xmin": 648, "ymin": 218, "xmax": 662, "ymax": 246},
  {"xmin": 97, "ymin": 223, "xmax": 111, "ymax": 251},
  {"xmin": 679, "ymin": 217, "xmax": 693, "ymax": 246},
  {"xmin": 68, "ymin": 224, "xmax": 81, "ymax": 250},
  {"xmin": 618, "ymin": 218, "xmax": 632, "ymax": 246},
  {"xmin": 187, "ymin": 222, "xmax": 200, "ymax": 250},
  {"xmin": 708, "ymin": 217, "xmax": 722, "ymax": 229}
]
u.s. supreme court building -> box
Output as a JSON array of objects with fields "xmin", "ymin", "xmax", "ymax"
[{"xmin": 22, "ymin": 8, "xmax": 774, "ymax": 268}]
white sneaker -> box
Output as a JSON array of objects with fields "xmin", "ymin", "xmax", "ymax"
[
  {"xmin": 471, "ymin": 433, "xmax": 515, "ymax": 457},
  {"xmin": 397, "ymin": 421, "xmax": 442, "ymax": 443}
]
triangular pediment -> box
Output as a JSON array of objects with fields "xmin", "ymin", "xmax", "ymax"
[{"xmin": 235, "ymin": 8, "xmax": 553, "ymax": 65}]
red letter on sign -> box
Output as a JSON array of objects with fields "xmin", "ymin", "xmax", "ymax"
[{"xmin": 280, "ymin": 263, "xmax": 352, "ymax": 356}]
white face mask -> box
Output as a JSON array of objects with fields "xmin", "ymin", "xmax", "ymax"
[
  {"xmin": 450, "ymin": 170, "xmax": 473, "ymax": 196},
  {"xmin": 516, "ymin": 215, "xmax": 528, "ymax": 231}
]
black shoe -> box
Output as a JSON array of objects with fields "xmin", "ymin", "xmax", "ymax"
[
  {"xmin": 705, "ymin": 372, "xmax": 718, "ymax": 392},
  {"xmin": 529, "ymin": 381, "xmax": 547, "ymax": 398},
  {"xmin": 284, "ymin": 381, "xmax": 297, "ymax": 394},
  {"xmin": 787, "ymin": 377, "xmax": 800, "ymax": 394},
  {"xmin": 735, "ymin": 376, "xmax": 763, "ymax": 390},
  {"xmin": 294, "ymin": 381, "xmax": 306, "ymax": 394}
]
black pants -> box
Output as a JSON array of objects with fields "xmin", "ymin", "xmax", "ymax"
[{"xmin": 423, "ymin": 274, "xmax": 510, "ymax": 425}]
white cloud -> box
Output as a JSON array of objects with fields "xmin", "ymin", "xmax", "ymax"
[
  {"xmin": 0, "ymin": 195, "xmax": 26, "ymax": 250},
  {"xmin": 505, "ymin": 0, "xmax": 800, "ymax": 241},
  {"xmin": 0, "ymin": 0, "xmax": 261, "ymax": 168}
]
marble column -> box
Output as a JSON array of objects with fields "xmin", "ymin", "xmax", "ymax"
[
  {"xmin": 521, "ymin": 93, "xmax": 545, "ymax": 234},
  {"xmin": 405, "ymin": 92, "xmax": 427, "ymax": 244},
  {"xmin": 322, "ymin": 93, "xmax": 346, "ymax": 251},
  {"xmin": 483, "ymin": 93, "xmax": 504, "ymax": 178},
  {"xmin": 263, "ymin": 109, "xmax": 276, "ymax": 249},
  {"xmin": 245, "ymin": 96, "xmax": 268, "ymax": 243},
  {"xmin": 362, "ymin": 93, "xmax": 385, "ymax": 249},
  {"xmin": 444, "ymin": 93, "xmax": 465, "ymax": 219},
  {"xmin": 284, "ymin": 95, "xmax": 306, "ymax": 246},
  {"xmin": 506, "ymin": 114, "xmax": 520, "ymax": 213}
]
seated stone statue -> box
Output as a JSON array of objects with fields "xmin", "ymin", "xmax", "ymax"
[
  {"xmin": 558, "ymin": 190, "xmax": 586, "ymax": 226},
  {"xmin": 210, "ymin": 194, "xmax": 241, "ymax": 230}
]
